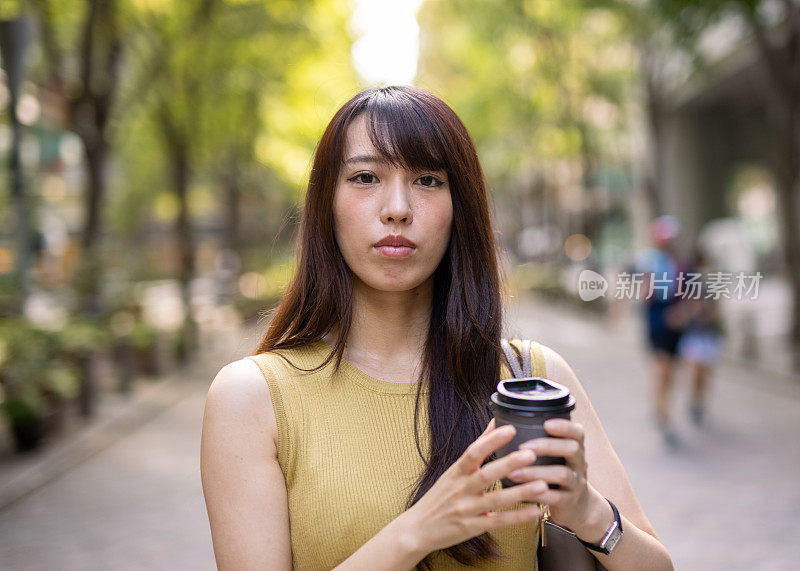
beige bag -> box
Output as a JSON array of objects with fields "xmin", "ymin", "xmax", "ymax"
[{"xmin": 500, "ymin": 339, "xmax": 605, "ymax": 571}]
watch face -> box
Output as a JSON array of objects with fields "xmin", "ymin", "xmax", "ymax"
[{"xmin": 604, "ymin": 525, "xmax": 623, "ymax": 553}]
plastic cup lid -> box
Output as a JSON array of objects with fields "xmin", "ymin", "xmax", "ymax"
[{"xmin": 493, "ymin": 377, "xmax": 574, "ymax": 411}]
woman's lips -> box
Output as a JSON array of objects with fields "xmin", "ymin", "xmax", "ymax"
[
  {"xmin": 375, "ymin": 245, "xmax": 415, "ymax": 259},
  {"xmin": 374, "ymin": 234, "xmax": 416, "ymax": 258}
]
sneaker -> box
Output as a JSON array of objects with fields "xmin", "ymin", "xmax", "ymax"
[
  {"xmin": 689, "ymin": 403, "xmax": 705, "ymax": 426},
  {"xmin": 660, "ymin": 424, "xmax": 681, "ymax": 451}
]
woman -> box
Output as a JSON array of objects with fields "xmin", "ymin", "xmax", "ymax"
[
  {"xmin": 673, "ymin": 249, "xmax": 725, "ymax": 427},
  {"xmin": 201, "ymin": 86, "xmax": 673, "ymax": 570}
]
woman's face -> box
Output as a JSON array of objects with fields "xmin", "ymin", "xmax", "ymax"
[{"xmin": 333, "ymin": 114, "xmax": 454, "ymax": 293}]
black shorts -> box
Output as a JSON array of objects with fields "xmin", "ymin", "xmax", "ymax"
[
  {"xmin": 646, "ymin": 300, "xmax": 682, "ymax": 356},
  {"xmin": 648, "ymin": 328, "xmax": 682, "ymax": 356}
]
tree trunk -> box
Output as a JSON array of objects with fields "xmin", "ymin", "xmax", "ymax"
[
  {"xmin": 80, "ymin": 136, "xmax": 107, "ymax": 252},
  {"xmin": 7, "ymin": 78, "xmax": 32, "ymax": 309},
  {"xmin": 0, "ymin": 18, "xmax": 32, "ymax": 310},
  {"xmin": 171, "ymin": 137, "xmax": 198, "ymax": 363},
  {"xmin": 222, "ymin": 167, "xmax": 241, "ymax": 254},
  {"xmin": 68, "ymin": 0, "xmax": 120, "ymax": 316},
  {"xmin": 73, "ymin": 130, "xmax": 107, "ymax": 418},
  {"xmin": 640, "ymin": 41, "xmax": 666, "ymax": 219},
  {"xmin": 578, "ymin": 122, "xmax": 603, "ymax": 247},
  {"xmin": 74, "ymin": 135, "xmax": 108, "ymax": 314}
]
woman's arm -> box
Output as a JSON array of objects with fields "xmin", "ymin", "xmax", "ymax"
[
  {"xmin": 201, "ymin": 359, "xmax": 292, "ymax": 569},
  {"xmin": 509, "ymin": 344, "xmax": 674, "ymax": 570},
  {"xmin": 201, "ymin": 359, "xmax": 427, "ymax": 571},
  {"xmin": 330, "ymin": 514, "xmax": 427, "ymax": 570}
]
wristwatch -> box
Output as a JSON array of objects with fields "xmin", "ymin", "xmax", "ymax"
[{"xmin": 577, "ymin": 498, "xmax": 623, "ymax": 555}]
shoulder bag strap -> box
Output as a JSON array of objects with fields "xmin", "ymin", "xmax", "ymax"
[
  {"xmin": 501, "ymin": 338, "xmax": 545, "ymax": 379},
  {"xmin": 500, "ymin": 338, "xmax": 524, "ymax": 378},
  {"xmin": 520, "ymin": 339, "xmax": 532, "ymax": 377}
]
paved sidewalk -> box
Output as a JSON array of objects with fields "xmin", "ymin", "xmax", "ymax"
[{"xmin": 0, "ymin": 295, "xmax": 798, "ymax": 570}]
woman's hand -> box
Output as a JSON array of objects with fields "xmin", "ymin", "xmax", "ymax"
[
  {"xmin": 506, "ymin": 417, "xmax": 609, "ymax": 539},
  {"xmin": 398, "ymin": 418, "xmax": 546, "ymax": 556}
]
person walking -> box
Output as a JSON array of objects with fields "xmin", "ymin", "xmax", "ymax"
[
  {"xmin": 201, "ymin": 86, "xmax": 673, "ymax": 570},
  {"xmin": 636, "ymin": 216, "xmax": 688, "ymax": 449}
]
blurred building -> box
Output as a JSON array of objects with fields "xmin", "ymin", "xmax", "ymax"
[
  {"xmin": 659, "ymin": 16, "xmax": 786, "ymax": 274},
  {"xmin": 655, "ymin": 11, "xmax": 797, "ymax": 368}
]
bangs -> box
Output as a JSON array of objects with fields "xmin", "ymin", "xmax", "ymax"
[{"xmin": 349, "ymin": 91, "xmax": 449, "ymax": 174}]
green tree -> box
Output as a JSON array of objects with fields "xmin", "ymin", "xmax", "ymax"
[
  {"xmin": 417, "ymin": 0, "xmax": 635, "ymax": 252},
  {"xmin": 29, "ymin": 0, "xmax": 124, "ymax": 310},
  {"xmin": 116, "ymin": 0, "xmax": 359, "ymax": 360},
  {"xmin": 581, "ymin": 0, "xmax": 688, "ymax": 219}
]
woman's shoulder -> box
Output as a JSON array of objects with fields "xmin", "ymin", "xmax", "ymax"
[
  {"xmin": 534, "ymin": 342, "xmax": 590, "ymax": 400},
  {"xmin": 533, "ymin": 342, "xmax": 603, "ymax": 429},
  {"xmin": 213, "ymin": 357, "xmax": 267, "ymax": 385},
  {"xmin": 204, "ymin": 357, "xmax": 280, "ymax": 455},
  {"xmin": 207, "ymin": 350, "xmax": 306, "ymax": 403},
  {"xmin": 206, "ymin": 358, "xmax": 275, "ymax": 415},
  {"xmin": 536, "ymin": 343, "xmax": 571, "ymax": 379}
]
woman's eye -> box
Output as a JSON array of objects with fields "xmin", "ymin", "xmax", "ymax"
[
  {"xmin": 347, "ymin": 173, "xmax": 444, "ymax": 187},
  {"xmin": 349, "ymin": 173, "xmax": 377, "ymax": 185},
  {"xmin": 418, "ymin": 175, "xmax": 444, "ymax": 187}
]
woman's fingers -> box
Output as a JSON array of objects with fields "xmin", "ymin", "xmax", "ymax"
[
  {"xmin": 507, "ymin": 464, "xmax": 583, "ymax": 490},
  {"xmin": 478, "ymin": 503, "xmax": 542, "ymax": 531},
  {"xmin": 520, "ymin": 420, "xmax": 586, "ymax": 469},
  {"xmin": 513, "ymin": 487, "xmax": 570, "ymax": 508},
  {"xmin": 473, "ymin": 480, "xmax": 548, "ymax": 514},
  {"xmin": 469, "ymin": 448, "xmax": 537, "ymax": 489},
  {"xmin": 457, "ymin": 423, "xmax": 515, "ymax": 475},
  {"xmin": 542, "ymin": 418, "xmax": 585, "ymax": 443},
  {"xmin": 520, "ymin": 437, "xmax": 583, "ymax": 467}
]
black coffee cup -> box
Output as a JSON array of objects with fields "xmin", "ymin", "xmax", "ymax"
[{"xmin": 490, "ymin": 377, "xmax": 576, "ymax": 490}]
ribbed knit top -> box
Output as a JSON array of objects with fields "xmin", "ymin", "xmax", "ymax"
[{"xmin": 247, "ymin": 339, "xmax": 540, "ymax": 570}]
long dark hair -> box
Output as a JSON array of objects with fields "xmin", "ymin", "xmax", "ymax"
[{"xmin": 255, "ymin": 86, "xmax": 505, "ymax": 567}]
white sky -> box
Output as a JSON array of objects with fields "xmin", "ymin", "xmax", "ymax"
[{"xmin": 350, "ymin": 0, "xmax": 426, "ymax": 86}]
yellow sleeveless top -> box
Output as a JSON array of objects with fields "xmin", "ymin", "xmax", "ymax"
[{"xmin": 247, "ymin": 339, "xmax": 543, "ymax": 570}]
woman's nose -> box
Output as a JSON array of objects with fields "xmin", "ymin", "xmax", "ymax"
[{"xmin": 380, "ymin": 177, "xmax": 413, "ymax": 224}]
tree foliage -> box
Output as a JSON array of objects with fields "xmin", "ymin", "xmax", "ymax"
[{"xmin": 417, "ymin": 0, "xmax": 636, "ymax": 187}]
